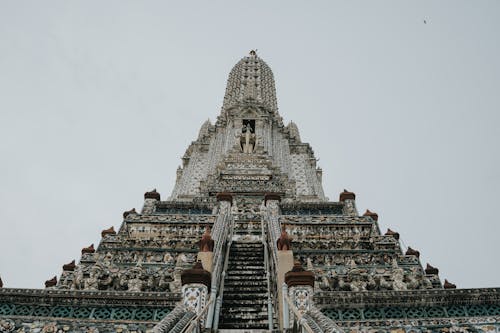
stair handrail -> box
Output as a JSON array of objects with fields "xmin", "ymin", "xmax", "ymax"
[
  {"xmin": 179, "ymin": 297, "xmax": 215, "ymax": 333},
  {"xmin": 262, "ymin": 218, "xmax": 274, "ymax": 330},
  {"xmin": 263, "ymin": 201, "xmax": 281, "ymax": 280},
  {"xmin": 205, "ymin": 203, "xmax": 234, "ymax": 328},
  {"xmin": 284, "ymin": 294, "xmax": 315, "ymax": 333},
  {"xmin": 262, "ymin": 201, "xmax": 281, "ymax": 325},
  {"xmin": 212, "ymin": 222, "xmax": 234, "ymax": 330}
]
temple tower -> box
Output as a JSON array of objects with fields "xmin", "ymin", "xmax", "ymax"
[
  {"xmin": 170, "ymin": 51, "xmax": 325, "ymax": 202},
  {"xmin": 0, "ymin": 52, "xmax": 499, "ymax": 333}
]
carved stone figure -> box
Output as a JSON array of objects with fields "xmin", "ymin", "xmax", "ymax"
[
  {"xmin": 163, "ymin": 252, "xmax": 174, "ymax": 264},
  {"xmin": 376, "ymin": 275, "xmax": 392, "ymax": 290},
  {"xmin": 366, "ymin": 274, "xmax": 377, "ymax": 290},
  {"xmin": 349, "ymin": 274, "xmax": 367, "ymax": 292},
  {"xmin": 319, "ymin": 276, "xmax": 331, "ymax": 291},
  {"xmin": 0, "ymin": 319, "xmax": 15, "ymax": 332},
  {"xmin": 84, "ymin": 267, "xmax": 100, "ymax": 290},
  {"xmin": 405, "ymin": 268, "xmax": 420, "ymax": 289},
  {"xmin": 392, "ymin": 267, "xmax": 407, "ymax": 291},
  {"xmin": 113, "ymin": 272, "xmax": 128, "ymax": 291},
  {"xmin": 128, "ymin": 266, "xmax": 143, "ymax": 292},
  {"xmin": 71, "ymin": 265, "xmax": 84, "ymax": 290},
  {"xmin": 338, "ymin": 276, "xmax": 350, "ymax": 291},
  {"xmin": 240, "ymin": 124, "xmax": 256, "ymax": 153},
  {"xmin": 420, "ymin": 274, "xmax": 434, "ymax": 289}
]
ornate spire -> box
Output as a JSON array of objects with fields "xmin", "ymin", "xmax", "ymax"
[{"xmin": 221, "ymin": 52, "xmax": 278, "ymax": 114}]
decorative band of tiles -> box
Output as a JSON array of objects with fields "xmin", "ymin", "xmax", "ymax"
[
  {"xmin": 0, "ymin": 303, "xmax": 170, "ymax": 322},
  {"xmin": 322, "ymin": 304, "xmax": 500, "ymax": 321}
]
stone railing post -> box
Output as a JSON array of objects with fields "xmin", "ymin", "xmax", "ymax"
[
  {"xmin": 285, "ymin": 262, "xmax": 315, "ymax": 326},
  {"xmin": 142, "ymin": 189, "xmax": 160, "ymax": 214},
  {"xmin": 282, "ymin": 283, "xmax": 290, "ymax": 328},
  {"xmin": 205, "ymin": 193, "xmax": 233, "ymax": 329},
  {"xmin": 339, "ymin": 189, "xmax": 357, "ymax": 216},
  {"xmin": 181, "ymin": 262, "xmax": 211, "ymax": 324},
  {"xmin": 264, "ymin": 194, "xmax": 296, "ymax": 330}
]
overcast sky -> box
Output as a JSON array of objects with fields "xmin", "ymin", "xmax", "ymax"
[{"xmin": 0, "ymin": 1, "xmax": 499, "ymax": 289}]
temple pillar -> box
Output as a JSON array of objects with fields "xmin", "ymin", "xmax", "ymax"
[
  {"xmin": 142, "ymin": 189, "xmax": 160, "ymax": 214},
  {"xmin": 181, "ymin": 262, "xmax": 211, "ymax": 320},
  {"xmin": 283, "ymin": 262, "xmax": 315, "ymax": 329},
  {"xmin": 339, "ymin": 189, "xmax": 358, "ymax": 216}
]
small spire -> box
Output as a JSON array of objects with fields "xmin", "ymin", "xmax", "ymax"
[
  {"xmin": 101, "ymin": 226, "xmax": 116, "ymax": 238},
  {"xmin": 45, "ymin": 276, "xmax": 57, "ymax": 288},
  {"xmin": 249, "ymin": 49, "xmax": 258, "ymax": 56},
  {"xmin": 385, "ymin": 228, "xmax": 400, "ymax": 240},
  {"xmin": 405, "ymin": 247, "xmax": 420, "ymax": 258},
  {"xmin": 425, "ymin": 263, "xmax": 439, "ymax": 275},
  {"xmin": 339, "ymin": 189, "xmax": 356, "ymax": 201},
  {"xmin": 444, "ymin": 279, "xmax": 456, "ymax": 289},
  {"xmin": 62, "ymin": 260, "xmax": 76, "ymax": 271},
  {"xmin": 123, "ymin": 208, "xmax": 137, "ymax": 218},
  {"xmin": 363, "ymin": 209, "xmax": 379, "ymax": 222},
  {"xmin": 81, "ymin": 244, "xmax": 95, "ymax": 254}
]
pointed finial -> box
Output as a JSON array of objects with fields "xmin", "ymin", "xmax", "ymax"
[
  {"xmin": 339, "ymin": 189, "xmax": 356, "ymax": 201},
  {"xmin": 45, "ymin": 276, "xmax": 57, "ymax": 288},
  {"xmin": 425, "ymin": 263, "xmax": 439, "ymax": 275},
  {"xmin": 363, "ymin": 209, "xmax": 379, "ymax": 222},
  {"xmin": 62, "ymin": 260, "xmax": 76, "ymax": 271},
  {"xmin": 385, "ymin": 228, "xmax": 400, "ymax": 240},
  {"xmin": 444, "ymin": 279, "xmax": 456, "ymax": 289},
  {"xmin": 101, "ymin": 226, "xmax": 116, "ymax": 238},
  {"xmin": 144, "ymin": 189, "xmax": 161, "ymax": 200},
  {"xmin": 123, "ymin": 208, "xmax": 137, "ymax": 218},
  {"xmin": 405, "ymin": 247, "xmax": 420, "ymax": 258},
  {"xmin": 81, "ymin": 244, "xmax": 95, "ymax": 254},
  {"xmin": 249, "ymin": 49, "xmax": 257, "ymax": 56}
]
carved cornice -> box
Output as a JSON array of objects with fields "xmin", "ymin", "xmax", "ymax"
[
  {"xmin": 280, "ymin": 202, "xmax": 344, "ymax": 211},
  {"xmin": 0, "ymin": 288, "xmax": 180, "ymax": 306},
  {"xmin": 125, "ymin": 215, "xmax": 215, "ymax": 224},
  {"xmin": 155, "ymin": 201, "xmax": 213, "ymax": 210},
  {"xmin": 289, "ymin": 143, "xmax": 315, "ymax": 156},
  {"xmin": 314, "ymin": 288, "xmax": 500, "ymax": 308}
]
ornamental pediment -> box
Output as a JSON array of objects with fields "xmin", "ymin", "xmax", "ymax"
[
  {"xmin": 220, "ymin": 174, "xmax": 271, "ymax": 181},
  {"xmin": 227, "ymin": 103, "xmax": 272, "ymax": 120}
]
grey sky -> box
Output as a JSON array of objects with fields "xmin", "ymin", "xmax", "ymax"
[{"xmin": 0, "ymin": 1, "xmax": 499, "ymax": 289}]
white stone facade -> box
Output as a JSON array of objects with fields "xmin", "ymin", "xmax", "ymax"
[{"xmin": 169, "ymin": 54, "xmax": 326, "ymax": 202}]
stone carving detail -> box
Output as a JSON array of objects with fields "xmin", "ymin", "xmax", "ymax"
[
  {"xmin": 289, "ymin": 286, "xmax": 313, "ymax": 315},
  {"xmin": 5, "ymin": 52, "xmax": 498, "ymax": 333},
  {"xmin": 0, "ymin": 319, "xmax": 15, "ymax": 332},
  {"xmin": 168, "ymin": 53, "xmax": 326, "ymax": 201},
  {"xmin": 240, "ymin": 123, "xmax": 256, "ymax": 153},
  {"xmin": 181, "ymin": 284, "xmax": 208, "ymax": 314}
]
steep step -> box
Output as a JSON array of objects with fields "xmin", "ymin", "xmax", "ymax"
[
  {"xmin": 218, "ymin": 330, "xmax": 271, "ymax": 333},
  {"xmin": 219, "ymin": 241, "xmax": 271, "ymax": 330},
  {"xmin": 226, "ymin": 270, "xmax": 265, "ymax": 275}
]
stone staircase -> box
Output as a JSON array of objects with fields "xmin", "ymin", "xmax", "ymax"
[{"xmin": 219, "ymin": 241, "xmax": 270, "ymax": 330}]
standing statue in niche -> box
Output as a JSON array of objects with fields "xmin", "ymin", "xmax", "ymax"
[{"xmin": 240, "ymin": 123, "xmax": 256, "ymax": 154}]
